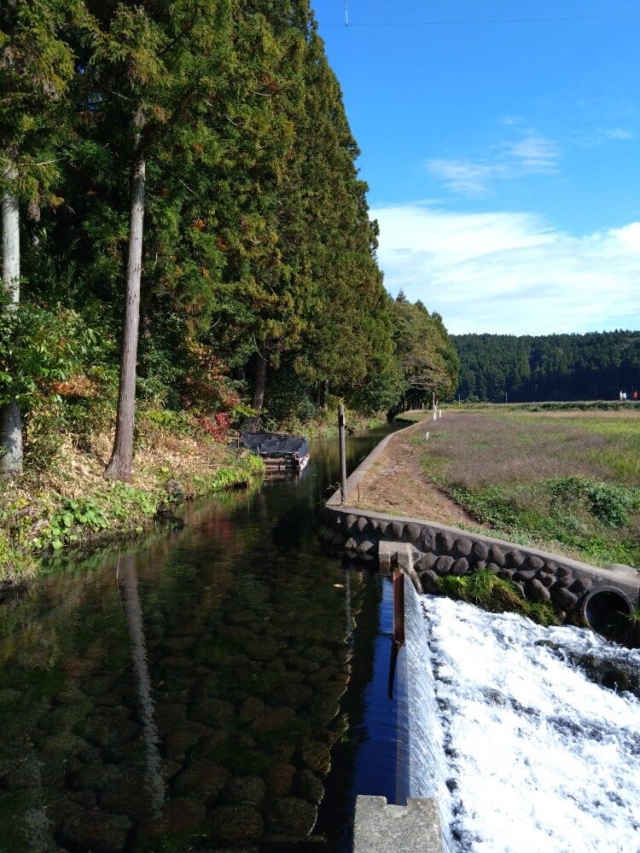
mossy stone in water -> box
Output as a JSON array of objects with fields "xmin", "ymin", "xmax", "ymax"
[
  {"xmin": 163, "ymin": 727, "xmax": 202, "ymax": 761},
  {"xmin": 300, "ymin": 741, "xmax": 331, "ymax": 775},
  {"xmin": 61, "ymin": 804, "xmax": 132, "ymax": 853},
  {"xmin": 137, "ymin": 796, "xmax": 207, "ymax": 845},
  {"xmin": 209, "ymin": 804, "xmax": 264, "ymax": 845},
  {"xmin": 189, "ymin": 698, "xmax": 234, "ymax": 728},
  {"xmin": 292, "ymin": 769, "xmax": 325, "ymax": 805},
  {"xmin": 266, "ymin": 764, "xmax": 296, "ymax": 796},
  {"xmin": 308, "ymin": 695, "xmax": 340, "ymax": 726},
  {"xmin": 244, "ymin": 636, "xmax": 282, "ymax": 662},
  {"xmin": 173, "ymin": 759, "xmax": 229, "ymax": 803},
  {"xmin": 38, "ymin": 732, "xmax": 95, "ymax": 763},
  {"xmin": 239, "ymin": 696, "xmax": 267, "ymax": 723},
  {"xmin": 154, "ymin": 701, "xmax": 188, "ymax": 737},
  {"xmin": 304, "ymin": 646, "xmax": 334, "ymax": 665},
  {"xmin": 249, "ymin": 707, "xmax": 295, "ymax": 735},
  {"xmin": 0, "ymin": 688, "xmax": 22, "ymax": 710},
  {"xmin": 66, "ymin": 761, "xmax": 121, "ymax": 792},
  {"xmin": 38, "ymin": 701, "xmax": 91, "ymax": 734},
  {"xmin": 267, "ymin": 796, "xmax": 317, "ymax": 838},
  {"xmin": 161, "ymin": 635, "xmax": 197, "ymax": 653},
  {"xmin": 98, "ymin": 769, "xmax": 157, "ymax": 820},
  {"xmin": 276, "ymin": 683, "xmax": 314, "ymax": 711},
  {"xmin": 222, "ymin": 775, "xmax": 266, "ymax": 806},
  {"xmin": 4, "ymin": 755, "xmax": 65, "ymax": 790},
  {"xmin": 75, "ymin": 715, "xmax": 138, "ymax": 751}
]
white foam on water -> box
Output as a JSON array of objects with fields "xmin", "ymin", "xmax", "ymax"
[{"xmin": 418, "ymin": 595, "xmax": 640, "ymax": 853}]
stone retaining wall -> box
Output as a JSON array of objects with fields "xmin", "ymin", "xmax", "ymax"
[{"xmin": 320, "ymin": 423, "xmax": 640, "ymax": 633}]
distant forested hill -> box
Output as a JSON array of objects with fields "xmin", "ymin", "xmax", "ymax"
[{"xmin": 453, "ymin": 332, "xmax": 640, "ymax": 402}]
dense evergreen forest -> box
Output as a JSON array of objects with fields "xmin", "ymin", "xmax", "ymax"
[
  {"xmin": 454, "ymin": 331, "xmax": 640, "ymax": 403},
  {"xmin": 1, "ymin": 0, "xmax": 458, "ymax": 480}
]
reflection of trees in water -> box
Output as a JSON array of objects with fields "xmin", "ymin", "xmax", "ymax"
[{"xmin": 117, "ymin": 552, "xmax": 164, "ymax": 814}]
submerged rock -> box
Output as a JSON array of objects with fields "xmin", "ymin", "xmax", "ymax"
[{"xmin": 209, "ymin": 804, "xmax": 264, "ymax": 845}]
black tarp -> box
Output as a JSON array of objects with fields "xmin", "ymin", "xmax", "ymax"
[{"xmin": 239, "ymin": 432, "xmax": 309, "ymax": 459}]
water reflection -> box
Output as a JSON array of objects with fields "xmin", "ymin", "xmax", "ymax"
[{"xmin": 0, "ymin": 424, "xmax": 403, "ymax": 851}]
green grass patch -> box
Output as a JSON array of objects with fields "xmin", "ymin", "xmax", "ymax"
[
  {"xmin": 434, "ymin": 569, "xmax": 560, "ymax": 626},
  {"xmin": 419, "ymin": 409, "xmax": 640, "ymax": 567}
]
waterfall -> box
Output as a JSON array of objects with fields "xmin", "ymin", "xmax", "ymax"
[
  {"xmin": 396, "ymin": 579, "xmax": 454, "ymax": 850},
  {"xmin": 409, "ymin": 593, "xmax": 640, "ymax": 852}
]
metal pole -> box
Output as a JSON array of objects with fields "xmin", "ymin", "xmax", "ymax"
[{"xmin": 338, "ymin": 404, "xmax": 347, "ymax": 503}]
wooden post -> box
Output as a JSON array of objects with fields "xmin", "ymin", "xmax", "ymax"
[{"xmin": 338, "ymin": 404, "xmax": 347, "ymax": 504}]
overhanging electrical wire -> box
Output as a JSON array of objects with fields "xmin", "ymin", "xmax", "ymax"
[{"xmin": 321, "ymin": 13, "xmax": 640, "ymax": 28}]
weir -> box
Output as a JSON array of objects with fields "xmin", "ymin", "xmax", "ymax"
[{"xmin": 355, "ymin": 562, "xmax": 640, "ymax": 852}]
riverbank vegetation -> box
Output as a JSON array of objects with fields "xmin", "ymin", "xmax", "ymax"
[
  {"xmin": 421, "ymin": 409, "xmax": 640, "ymax": 568},
  {"xmin": 1, "ymin": 0, "xmax": 458, "ymax": 473},
  {"xmin": 0, "ymin": 409, "xmax": 264, "ymax": 585},
  {"xmin": 1, "ymin": 1, "xmax": 459, "ymax": 580},
  {"xmin": 454, "ymin": 331, "xmax": 640, "ymax": 403}
]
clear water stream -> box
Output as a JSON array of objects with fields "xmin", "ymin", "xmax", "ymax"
[{"xmin": 0, "ymin": 424, "xmax": 402, "ymax": 852}]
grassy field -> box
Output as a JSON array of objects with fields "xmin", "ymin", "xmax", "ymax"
[{"xmin": 420, "ymin": 408, "xmax": 640, "ymax": 568}]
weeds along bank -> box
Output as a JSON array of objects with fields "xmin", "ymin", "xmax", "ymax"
[{"xmin": 0, "ymin": 411, "xmax": 264, "ymax": 589}]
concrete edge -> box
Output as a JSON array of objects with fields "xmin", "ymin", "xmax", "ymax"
[
  {"xmin": 353, "ymin": 795, "xmax": 445, "ymax": 853},
  {"xmin": 326, "ymin": 419, "xmax": 424, "ymax": 508}
]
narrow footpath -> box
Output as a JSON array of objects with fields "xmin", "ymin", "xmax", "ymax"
[{"xmin": 351, "ymin": 416, "xmax": 475, "ymax": 526}]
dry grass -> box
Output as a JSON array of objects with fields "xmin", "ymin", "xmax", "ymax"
[
  {"xmin": 354, "ymin": 408, "xmax": 640, "ymax": 568},
  {"xmin": 422, "ymin": 411, "xmax": 613, "ymax": 489}
]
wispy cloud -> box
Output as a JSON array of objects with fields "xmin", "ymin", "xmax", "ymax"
[
  {"xmin": 371, "ymin": 203, "xmax": 640, "ymax": 335},
  {"xmin": 426, "ymin": 160, "xmax": 508, "ymax": 196},
  {"xmin": 427, "ymin": 131, "xmax": 560, "ymax": 195},
  {"xmin": 603, "ymin": 127, "xmax": 634, "ymax": 140},
  {"xmin": 508, "ymin": 134, "xmax": 559, "ymax": 171}
]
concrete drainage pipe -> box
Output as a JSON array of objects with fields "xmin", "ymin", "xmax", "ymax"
[{"xmin": 581, "ymin": 587, "xmax": 634, "ymax": 642}]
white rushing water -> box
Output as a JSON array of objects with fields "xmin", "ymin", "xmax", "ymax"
[{"xmin": 412, "ymin": 591, "xmax": 640, "ymax": 853}]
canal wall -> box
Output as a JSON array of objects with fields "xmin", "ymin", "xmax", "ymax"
[{"xmin": 319, "ymin": 422, "xmax": 640, "ymax": 634}]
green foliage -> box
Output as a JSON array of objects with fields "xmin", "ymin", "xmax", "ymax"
[
  {"xmin": 434, "ymin": 569, "xmax": 560, "ymax": 625},
  {"xmin": 0, "ymin": 303, "xmax": 99, "ymax": 408},
  {"xmin": 449, "ymin": 484, "xmax": 520, "ymax": 528},
  {"xmin": 38, "ymin": 497, "xmax": 108, "ymax": 551},
  {"xmin": 548, "ymin": 476, "xmax": 639, "ymax": 528}
]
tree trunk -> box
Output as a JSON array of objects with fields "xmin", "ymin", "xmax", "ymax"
[
  {"xmin": 247, "ymin": 350, "xmax": 268, "ymax": 432},
  {"xmin": 1, "ymin": 175, "xmax": 23, "ymax": 478},
  {"xmin": 105, "ymin": 121, "xmax": 146, "ymax": 481}
]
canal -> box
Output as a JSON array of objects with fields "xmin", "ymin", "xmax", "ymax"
[{"xmin": 0, "ymin": 424, "xmax": 404, "ymax": 852}]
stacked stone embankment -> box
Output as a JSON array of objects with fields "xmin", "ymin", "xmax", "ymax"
[
  {"xmin": 319, "ymin": 423, "xmax": 640, "ymax": 633},
  {"xmin": 319, "ymin": 507, "xmax": 640, "ymax": 631}
]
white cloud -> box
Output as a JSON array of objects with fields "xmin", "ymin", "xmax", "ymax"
[
  {"xmin": 427, "ymin": 131, "xmax": 560, "ymax": 196},
  {"xmin": 371, "ymin": 203, "xmax": 640, "ymax": 335},
  {"xmin": 508, "ymin": 134, "xmax": 559, "ymax": 171},
  {"xmin": 603, "ymin": 127, "xmax": 634, "ymax": 140},
  {"xmin": 426, "ymin": 160, "xmax": 508, "ymax": 196}
]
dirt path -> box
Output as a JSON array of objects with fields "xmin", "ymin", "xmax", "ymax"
[{"xmin": 352, "ymin": 417, "xmax": 475, "ymax": 526}]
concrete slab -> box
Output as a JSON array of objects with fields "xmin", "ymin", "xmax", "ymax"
[{"xmin": 353, "ymin": 795, "xmax": 444, "ymax": 853}]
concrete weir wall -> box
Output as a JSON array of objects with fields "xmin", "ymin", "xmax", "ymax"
[{"xmin": 320, "ymin": 423, "xmax": 640, "ymax": 632}]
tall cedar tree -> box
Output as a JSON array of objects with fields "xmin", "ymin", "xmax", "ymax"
[
  {"xmin": 80, "ymin": 1, "xmax": 235, "ymax": 479},
  {"xmin": 0, "ymin": 0, "xmax": 78, "ymax": 476}
]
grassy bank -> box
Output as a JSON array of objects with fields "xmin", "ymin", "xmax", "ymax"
[
  {"xmin": 0, "ymin": 414, "xmax": 264, "ymax": 587},
  {"xmin": 421, "ymin": 407, "xmax": 640, "ymax": 568}
]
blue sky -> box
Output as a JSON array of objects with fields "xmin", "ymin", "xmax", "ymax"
[{"xmin": 312, "ymin": 0, "xmax": 640, "ymax": 335}]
